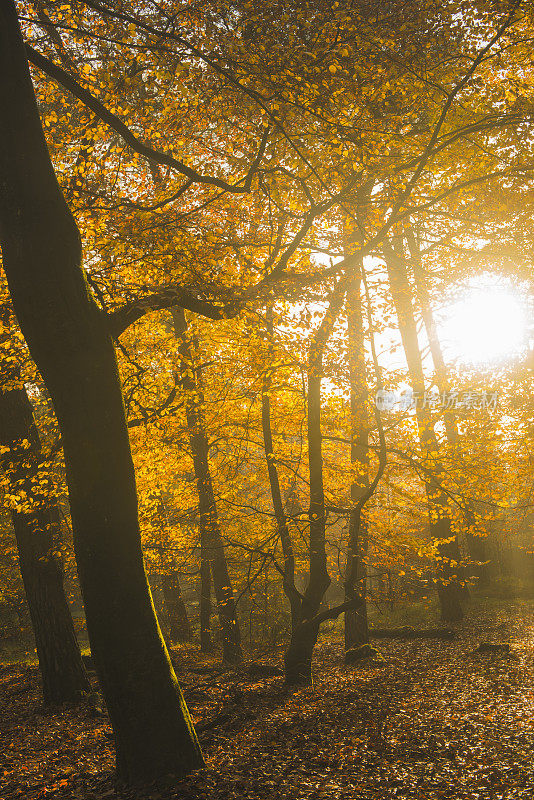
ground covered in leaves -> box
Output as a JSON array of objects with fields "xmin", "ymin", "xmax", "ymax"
[{"xmin": 2, "ymin": 600, "xmax": 534, "ymax": 799}]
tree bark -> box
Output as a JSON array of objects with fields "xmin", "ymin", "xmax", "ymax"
[
  {"xmin": 283, "ymin": 619, "xmax": 319, "ymax": 685},
  {"xmin": 0, "ymin": 3, "xmax": 203, "ymax": 782},
  {"xmin": 171, "ymin": 308, "xmax": 242, "ymax": 664},
  {"xmin": 162, "ymin": 570, "xmax": 192, "ymax": 643},
  {"xmin": 0, "ymin": 385, "xmax": 90, "ymax": 703},
  {"xmin": 383, "ymin": 238, "xmax": 463, "ymax": 623}
]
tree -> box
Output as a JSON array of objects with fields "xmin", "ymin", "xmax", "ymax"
[
  {"xmin": 283, "ymin": 282, "xmax": 349, "ymax": 685},
  {"xmin": 261, "ymin": 306, "xmax": 300, "ymax": 635},
  {"xmin": 382, "ymin": 236, "xmax": 464, "ymax": 622},
  {"xmin": 406, "ymin": 227, "xmax": 491, "ymax": 585},
  {"xmin": 343, "ymin": 224, "xmax": 371, "ymax": 650},
  {"xmin": 0, "ymin": 1, "xmax": 203, "ymax": 782},
  {"xmin": 172, "ymin": 307, "xmax": 242, "ymax": 664},
  {"xmin": 0, "ymin": 374, "xmax": 90, "ymax": 703},
  {"xmin": 4, "ymin": 0, "xmax": 529, "ymax": 701}
]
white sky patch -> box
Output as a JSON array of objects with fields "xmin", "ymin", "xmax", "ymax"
[{"xmin": 438, "ymin": 273, "xmax": 530, "ymax": 365}]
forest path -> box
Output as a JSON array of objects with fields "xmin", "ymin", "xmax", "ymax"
[{"xmin": 1, "ymin": 598, "xmax": 534, "ymax": 799}]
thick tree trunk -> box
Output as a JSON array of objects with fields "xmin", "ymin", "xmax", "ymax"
[
  {"xmin": 383, "ymin": 239, "xmax": 463, "ymax": 623},
  {"xmin": 0, "ymin": 385, "xmax": 90, "ymax": 703},
  {"xmin": 283, "ymin": 620, "xmax": 320, "ymax": 685},
  {"xmin": 0, "ymin": 3, "xmax": 203, "ymax": 782},
  {"xmin": 433, "ymin": 517, "xmax": 464, "ymax": 622},
  {"xmin": 162, "ymin": 571, "xmax": 192, "ymax": 643},
  {"xmin": 172, "ymin": 308, "xmax": 242, "ymax": 664}
]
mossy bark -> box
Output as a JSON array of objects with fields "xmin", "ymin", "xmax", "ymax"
[
  {"xmin": 0, "ymin": 2, "xmax": 203, "ymax": 782},
  {"xmin": 13, "ymin": 507, "xmax": 92, "ymax": 702},
  {"xmin": 283, "ymin": 621, "xmax": 320, "ymax": 686}
]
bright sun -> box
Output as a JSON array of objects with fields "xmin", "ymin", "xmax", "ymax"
[{"xmin": 439, "ymin": 275, "xmax": 527, "ymax": 365}]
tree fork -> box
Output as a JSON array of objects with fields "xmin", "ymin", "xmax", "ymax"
[{"xmin": 284, "ymin": 282, "xmax": 346, "ymax": 685}]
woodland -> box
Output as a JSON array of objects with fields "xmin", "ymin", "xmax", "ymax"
[{"xmin": 1, "ymin": 0, "xmax": 534, "ymax": 798}]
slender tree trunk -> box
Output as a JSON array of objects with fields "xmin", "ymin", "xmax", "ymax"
[
  {"xmin": 343, "ymin": 266, "xmax": 371, "ymax": 649},
  {"xmin": 162, "ymin": 570, "xmax": 192, "ymax": 642},
  {"xmin": 383, "ymin": 238, "xmax": 463, "ymax": 622},
  {"xmin": 200, "ymin": 534, "xmax": 214, "ymax": 652},
  {"xmin": 13, "ymin": 506, "xmax": 92, "ymax": 703},
  {"xmin": 0, "ymin": 4, "xmax": 203, "ymax": 782},
  {"xmin": 261, "ymin": 308, "xmax": 301, "ymax": 633},
  {"xmin": 404, "ymin": 229, "xmax": 458, "ymax": 444},
  {"xmin": 0, "ymin": 385, "xmax": 90, "ymax": 703},
  {"xmin": 171, "ymin": 308, "xmax": 242, "ymax": 664},
  {"xmin": 284, "ymin": 285, "xmax": 346, "ymax": 684},
  {"xmin": 406, "ymin": 228, "xmax": 490, "ymax": 586}
]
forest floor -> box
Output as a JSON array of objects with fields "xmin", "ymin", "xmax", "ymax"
[{"xmin": 2, "ymin": 599, "xmax": 534, "ymax": 799}]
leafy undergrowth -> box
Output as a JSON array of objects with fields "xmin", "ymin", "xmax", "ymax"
[{"xmin": 2, "ymin": 601, "xmax": 534, "ymax": 799}]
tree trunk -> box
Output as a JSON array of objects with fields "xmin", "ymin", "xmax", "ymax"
[
  {"xmin": 261, "ymin": 308, "xmax": 301, "ymax": 633},
  {"xmin": 343, "ymin": 229, "xmax": 370, "ymax": 650},
  {"xmin": 344, "ymin": 513, "xmax": 370, "ymax": 648},
  {"xmin": 433, "ymin": 517, "xmax": 464, "ymax": 622},
  {"xmin": 200, "ymin": 538, "xmax": 214, "ymax": 652},
  {"xmin": 13, "ymin": 507, "xmax": 92, "ymax": 703},
  {"xmin": 0, "ymin": 3, "xmax": 203, "ymax": 782},
  {"xmin": 406, "ymin": 228, "xmax": 490, "ymax": 586},
  {"xmin": 0, "ymin": 385, "xmax": 90, "ymax": 703},
  {"xmin": 383, "ymin": 238, "xmax": 463, "ymax": 623},
  {"xmin": 283, "ymin": 620, "xmax": 320, "ymax": 685},
  {"xmin": 284, "ymin": 285, "xmax": 346, "ymax": 685},
  {"xmin": 162, "ymin": 571, "xmax": 192, "ymax": 643},
  {"xmin": 171, "ymin": 308, "xmax": 242, "ymax": 664}
]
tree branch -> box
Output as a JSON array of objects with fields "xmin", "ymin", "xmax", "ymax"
[{"xmin": 25, "ymin": 44, "xmax": 269, "ymax": 193}]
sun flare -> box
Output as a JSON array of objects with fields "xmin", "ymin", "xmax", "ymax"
[{"xmin": 439, "ymin": 275, "xmax": 527, "ymax": 365}]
